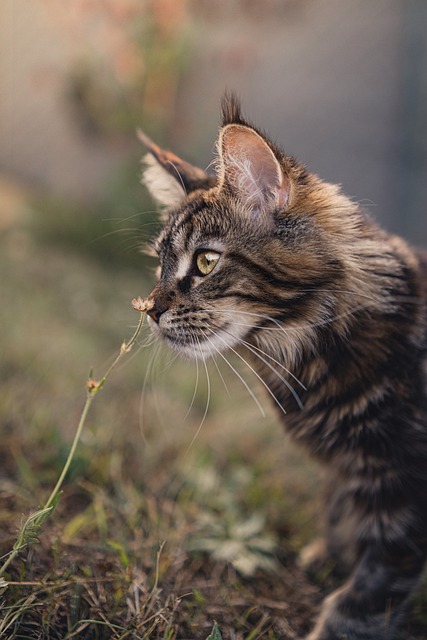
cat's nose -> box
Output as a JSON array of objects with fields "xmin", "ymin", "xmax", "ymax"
[
  {"xmin": 145, "ymin": 284, "xmax": 175, "ymax": 323},
  {"xmin": 146, "ymin": 304, "xmax": 165, "ymax": 323}
]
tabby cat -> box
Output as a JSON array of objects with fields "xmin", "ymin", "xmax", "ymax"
[{"xmin": 139, "ymin": 95, "xmax": 427, "ymax": 640}]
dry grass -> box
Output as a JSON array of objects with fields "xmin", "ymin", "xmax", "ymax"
[{"xmin": 1, "ymin": 191, "xmax": 426, "ymax": 638}]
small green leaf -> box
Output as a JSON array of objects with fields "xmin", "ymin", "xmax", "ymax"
[
  {"xmin": 206, "ymin": 622, "xmax": 222, "ymax": 640},
  {"xmin": 192, "ymin": 588, "xmax": 206, "ymax": 605},
  {"xmin": 107, "ymin": 540, "xmax": 130, "ymax": 568}
]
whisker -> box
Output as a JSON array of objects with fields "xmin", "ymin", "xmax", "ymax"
[
  {"xmin": 89, "ymin": 226, "xmax": 156, "ymax": 248},
  {"xmin": 138, "ymin": 339, "xmax": 162, "ymax": 444},
  {"xmin": 202, "ymin": 305, "xmax": 291, "ymax": 338},
  {"xmin": 92, "ymin": 222, "xmax": 159, "ymax": 240},
  {"xmin": 112, "ymin": 336, "xmax": 153, "ymax": 377},
  {"xmin": 210, "ymin": 353, "xmax": 232, "ymax": 399},
  {"xmin": 218, "ymin": 325, "xmax": 306, "ymax": 405},
  {"xmin": 202, "ymin": 332, "xmax": 266, "ymax": 417},
  {"xmin": 184, "ymin": 340, "xmax": 200, "ymax": 419},
  {"xmin": 151, "ymin": 343, "xmax": 182, "ymax": 437},
  {"xmin": 230, "ymin": 333, "xmax": 307, "ymax": 390},
  {"xmin": 203, "ymin": 300, "xmax": 382, "ymax": 335},
  {"xmin": 238, "ymin": 336, "xmax": 305, "ymax": 410},
  {"xmin": 136, "ymin": 334, "xmax": 158, "ymax": 350},
  {"xmin": 167, "ymin": 161, "xmax": 188, "ymax": 196},
  {"xmin": 106, "ymin": 210, "xmax": 160, "ymax": 223},
  {"xmin": 183, "ymin": 336, "xmax": 211, "ymax": 456},
  {"xmin": 206, "ymin": 329, "xmax": 288, "ymax": 417}
]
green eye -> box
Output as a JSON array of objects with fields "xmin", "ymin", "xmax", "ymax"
[{"xmin": 196, "ymin": 250, "xmax": 220, "ymax": 276}]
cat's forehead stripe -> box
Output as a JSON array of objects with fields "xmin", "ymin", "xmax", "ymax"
[
  {"xmin": 157, "ymin": 218, "xmax": 188, "ymax": 255},
  {"xmin": 161, "ymin": 198, "xmax": 211, "ymax": 253},
  {"xmin": 175, "ymin": 201, "xmax": 207, "ymax": 250}
]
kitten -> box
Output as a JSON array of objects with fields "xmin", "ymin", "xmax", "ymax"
[{"xmin": 139, "ymin": 94, "xmax": 427, "ymax": 640}]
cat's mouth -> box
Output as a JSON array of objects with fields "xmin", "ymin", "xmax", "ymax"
[{"xmin": 148, "ymin": 311, "xmax": 251, "ymax": 360}]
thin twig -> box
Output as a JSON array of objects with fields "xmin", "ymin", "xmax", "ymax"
[{"xmin": 0, "ymin": 298, "xmax": 151, "ymax": 582}]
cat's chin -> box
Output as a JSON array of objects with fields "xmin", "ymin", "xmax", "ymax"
[
  {"xmin": 163, "ymin": 336, "xmax": 223, "ymax": 360},
  {"xmin": 163, "ymin": 329, "xmax": 245, "ymax": 361},
  {"xmin": 167, "ymin": 340, "xmax": 209, "ymax": 360},
  {"xmin": 148, "ymin": 311, "xmax": 250, "ymax": 360}
]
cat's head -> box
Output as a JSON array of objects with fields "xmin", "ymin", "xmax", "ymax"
[{"xmin": 140, "ymin": 95, "xmax": 357, "ymax": 362}]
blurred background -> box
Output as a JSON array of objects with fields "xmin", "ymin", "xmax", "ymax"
[
  {"xmin": 1, "ymin": 1, "xmax": 427, "ymax": 636},
  {"xmin": 1, "ymin": 0, "xmax": 427, "ymax": 527},
  {"xmin": 1, "ymin": 0, "xmax": 427, "ymax": 238}
]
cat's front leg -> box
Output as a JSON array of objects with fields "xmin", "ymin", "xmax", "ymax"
[{"xmin": 305, "ymin": 543, "xmax": 424, "ymax": 640}]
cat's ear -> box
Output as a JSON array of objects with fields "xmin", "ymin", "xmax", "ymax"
[
  {"xmin": 218, "ymin": 124, "xmax": 289, "ymax": 218},
  {"xmin": 138, "ymin": 129, "xmax": 215, "ymax": 209}
]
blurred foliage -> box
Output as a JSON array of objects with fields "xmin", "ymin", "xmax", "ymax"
[
  {"xmin": 184, "ymin": 461, "xmax": 279, "ymax": 577},
  {"xmin": 28, "ymin": 1, "xmax": 196, "ymax": 272},
  {"xmin": 206, "ymin": 622, "xmax": 223, "ymax": 640},
  {"xmin": 29, "ymin": 164, "xmax": 160, "ymax": 271},
  {"xmin": 48, "ymin": 0, "xmax": 195, "ymax": 141}
]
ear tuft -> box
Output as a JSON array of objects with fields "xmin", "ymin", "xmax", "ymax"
[{"xmin": 221, "ymin": 91, "xmax": 246, "ymax": 126}]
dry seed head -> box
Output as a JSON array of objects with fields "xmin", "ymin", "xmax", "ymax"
[{"xmin": 132, "ymin": 296, "xmax": 154, "ymax": 312}]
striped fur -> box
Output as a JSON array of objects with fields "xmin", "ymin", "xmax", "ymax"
[{"xmin": 140, "ymin": 95, "xmax": 427, "ymax": 639}]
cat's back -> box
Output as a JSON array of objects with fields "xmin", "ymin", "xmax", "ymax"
[{"xmin": 415, "ymin": 249, "xmax": 427, "ymax": 357}]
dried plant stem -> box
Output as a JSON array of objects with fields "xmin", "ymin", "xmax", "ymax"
[
  {"xmin": 43, "ymin": 391, "xmax": 93, "ymax": 512},
  {"xmin": 45, "ymin": 308, "xmax": 146, "ymax": 510},
  {"xmin": 0, "ymin": 303, "xmax": 148, "ymax": 582}
]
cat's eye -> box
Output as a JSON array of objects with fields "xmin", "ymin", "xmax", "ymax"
[{"xmin": 195, "ymin": 250, "xmax": 220, "ymax": 276}]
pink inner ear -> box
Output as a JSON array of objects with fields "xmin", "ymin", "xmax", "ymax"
[{"xmin": 221, "ymin": 125, "xmax": 289, "ymax": 210}]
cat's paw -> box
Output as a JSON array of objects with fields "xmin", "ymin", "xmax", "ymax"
[
  {"xmin": 304, "ymin": 586, "xmax": 407, "ymax": 640},
  {"xmin": 298, "ymin": 538, "xmax": 328, "ymax": 573}
]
